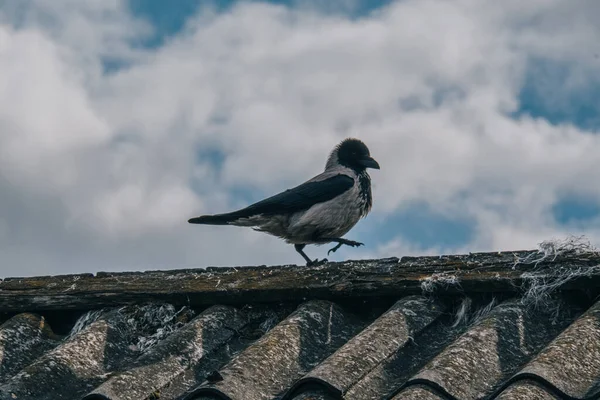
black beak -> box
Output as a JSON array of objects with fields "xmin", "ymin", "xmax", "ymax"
[{"xmin": 359, "ymin": 156, "xmax": 380, "ymax": 170}]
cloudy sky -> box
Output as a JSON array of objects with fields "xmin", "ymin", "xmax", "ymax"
[{"xmin": 1, "ymin": 0, "xmax": 599, "ymax": 277}]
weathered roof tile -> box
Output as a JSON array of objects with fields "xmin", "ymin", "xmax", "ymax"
[
  {"xmin": 289, "ymin": 389, "xmax": 337, "ymax": 400},
  {"xmin": 0, "ymin": 307, "xmax": 141, "ymax": 400},
  {"xmin": 390, "ymin": 385, "xmax": 445, "ymax": 400},
  {"xmin": 342, "ymin": 310, "xmax": 466, "ymax": 400},
  {"xmin": 0, "ymin": 313, "xmax": 60, "ymax": 382},
  {"xmin": 84, "ymin": 305, "xmax": 246, "ymax": 400},
  {"xmin": 286, "ymin": 296, "xmax": 444, "ymax": 399},
  {"xmin": 184, "ymin": 300, "xmax": 364, "ymax": 400},
  {"xmin": 391, "ymin": 299, "xmax": 577, "ymax": 400},
  {"xmin": 495, "ymin": 381, "xmax": 561, "ymax": 400},
  {"xmin": 498, "ymin": 299, "xmax": 600, "ymax": 399}
]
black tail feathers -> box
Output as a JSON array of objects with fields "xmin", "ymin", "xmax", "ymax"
[{"xmin": 187, "ymin": 214, "xmax": 234, "ymax": 225}]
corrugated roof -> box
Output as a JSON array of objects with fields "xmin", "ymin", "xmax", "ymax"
[
  {"xmin": 1, "ymin": 296, "xmax": 599, "ymax": 400},
  {"xmin": 1, "ymin": 251, "xmax": 600, "ymax": 400}
]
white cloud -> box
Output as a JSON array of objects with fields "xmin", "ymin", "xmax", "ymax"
[{"xmin": 1, "ymin": 0, "xmax": 600, "ymax": 276}]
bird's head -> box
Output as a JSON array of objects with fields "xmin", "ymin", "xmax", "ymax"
[{"xmin": 327, "ymin": 138, "xmax": 380, "ymax": 172}]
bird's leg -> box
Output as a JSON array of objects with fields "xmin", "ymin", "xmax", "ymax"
[
  {"xmin": 327, "ymin": 242, "xmax": 344, "ymax": 255},
  {"xmin": 294, "ymin": 244, "xmax": 327, "ymax": 266},
  {"xmin": 325, "ymin": 238, "xmax": 364, "ymax": 255},
  {"xmin": 294, "ymin": 244, "xmax": 312, "ymax": 264}
]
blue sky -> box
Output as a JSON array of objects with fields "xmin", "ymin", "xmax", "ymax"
[
  {"xmin": 128, "ymin": 0, "xmax": 394, "ymax": 49},
  {"xmin": 515, "ymin": 58, "xmax": 600, "ymax": 131},
  {"xmin": 1, "ymin": 0, "xmax": 600, "ymax": 276}
]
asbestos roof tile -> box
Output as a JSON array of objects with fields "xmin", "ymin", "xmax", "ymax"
[
  {"xmin": 183, "ymin": 300, "xmax": 365, "ymax": 400},
  {"xmin": 343, "ymin": 305, "xmax": 468, "ymax": 400},
  {"xmin": 0, "ymin": 307, "xmax": 141, "ymax": 400},
  {"xmin": 497, "ymin": 299, "xmax": 600, "ymax": 399},
  {"xmin": 495, "ymin": 380, "xmax": 561, "ymax": 400},
  {"xmin": 389, "ymin": 298, "xmax": 578, "ymax": 400},
  {"xmin": 285, "ymin": 296, "xmax": 444, "ymax": 399},
  {"xmin": 83, "ymin": 305, "xmax": 247, "ymax": 400},
  {"xmin": 0, "ymin": 313, "xmax": 60, "ymax": 383},
  {"xmin": 390, "ymin": 385, "xmax": 446, "ymax": 400},
  {"xmin": 288, "ymin": 388, "xmax": 338, "ymax": 400}
]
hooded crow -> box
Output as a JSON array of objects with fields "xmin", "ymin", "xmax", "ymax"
[{"xmin": 188, "ymin": 138, "xmax": 380, "ymax": 266}]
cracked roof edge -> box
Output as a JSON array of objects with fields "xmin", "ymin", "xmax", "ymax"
[{"xmin": 2, "ymin": 250, "xmax": 600, "ymax": 313}]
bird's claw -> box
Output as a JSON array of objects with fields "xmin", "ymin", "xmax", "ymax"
[
  {"xmin": 327, "ymin": 239, "xmax": 365, "ymax": 255},
  {"xmin": 327, "ymin": 243, "xmax": 342, "ymax": 256},
  {"xmin": 347, "ymin": 240, "xmax": 364, "ymax": 247},
  {"xmin": 307, "ymin": 258, "xmax": 328, "ymax": 266}
]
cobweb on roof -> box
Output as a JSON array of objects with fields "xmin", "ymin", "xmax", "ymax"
[
  {"xmin": 420, "ymin": 235, "xmax": 600, "ymax": 326},
  {"xmin": 516, "ymin": 235, "xmax": 600, "ymax": 310}
]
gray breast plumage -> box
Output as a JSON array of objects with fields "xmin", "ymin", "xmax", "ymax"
[
  {"xmin": 284, "ymin": 169, "xmax": 372, "ymax": 244},
  {"xmin": 237, "ymin": 167, "xmax": 373, "ymax": 245}
]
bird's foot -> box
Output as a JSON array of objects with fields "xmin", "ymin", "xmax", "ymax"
[
  {"xmin": 340, "ymin": 239, "xmax": 364, "ymax": 247},
  {"xmin": 327, "ymin": 243, "xmax": 343, "ymax": 256},
  {"xmin": 327, "ymin": 239, "xmax": 364, "ymax": 255},
  {"xmin": 307, "ymin": 258, "xmax": 328, "ymax": 266}
]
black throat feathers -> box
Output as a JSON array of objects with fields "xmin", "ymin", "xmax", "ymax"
[{"xmin": 358, "ymin": 171, "xmax": 372, "ymax": 216}]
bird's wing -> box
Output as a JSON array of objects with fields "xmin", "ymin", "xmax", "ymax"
[{"xmin": 229, "ymin": 173, "xmax": 354, "ymax": 218}]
